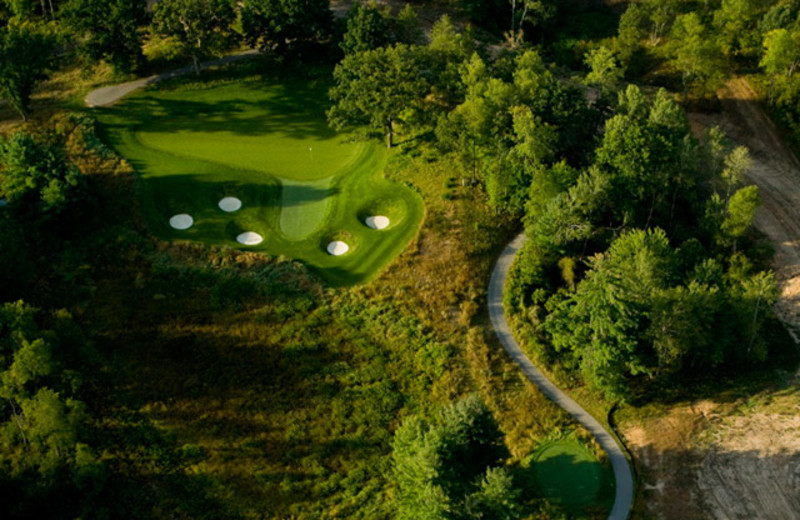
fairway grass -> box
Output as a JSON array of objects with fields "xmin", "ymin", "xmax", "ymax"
[{"xmin": 98, "ymin": 74, "xmax": 422, "ymax": 285}]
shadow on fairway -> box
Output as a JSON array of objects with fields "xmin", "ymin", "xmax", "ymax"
[{"xmin": 114, "ymin": 91, "xmax": 339, "ymax": 142}]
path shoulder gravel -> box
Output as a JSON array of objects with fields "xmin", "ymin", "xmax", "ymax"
[{"xmin": 488, "ymin": 232, "xmax": 634, "ymax": 520}]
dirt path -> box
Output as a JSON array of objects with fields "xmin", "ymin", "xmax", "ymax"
[{"xmin": 488, "ymin": 233, "xmax": 634, "ymax": 520}]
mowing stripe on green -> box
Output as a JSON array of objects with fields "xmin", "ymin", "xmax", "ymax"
[{"xmin": 279, "ymin": 176, "xmax": 334, "ymax": 240}]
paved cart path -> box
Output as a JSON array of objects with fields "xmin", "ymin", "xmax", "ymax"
[
  {"xmin": 488, "ymin": 232, "xmax": 634, "ymax": 520},
  {"xmin": 85, "ymin": 50, "xmax": 260, "ymax": 108}
]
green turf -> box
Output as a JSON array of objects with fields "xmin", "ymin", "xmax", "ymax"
[
  {"xmin": 527, "ymin": 437, "xmax": 614, "ymax": 509},
  {"xmin": 97, "ymin": 75, "xmax": 422, "ymax": 285}
]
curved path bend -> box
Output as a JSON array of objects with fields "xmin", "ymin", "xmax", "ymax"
[
  {"xmin": 488, "ymin": 232, "xmax": 634, "ymax": 520},
  {"xmin": 85, "ymin": 50, "xmax": 259, "ymax": 108}
]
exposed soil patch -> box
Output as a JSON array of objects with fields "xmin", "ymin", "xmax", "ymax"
[
  {"xmin": 623, "ymin": 402, "xmax": 711, "ymax": 520},
  {"xmin": 697, "ymin": 408, "xmax": 800, "ymax": 520}
]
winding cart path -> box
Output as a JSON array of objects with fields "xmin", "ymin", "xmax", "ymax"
[{"xmin": 488, "ymin": 232, "xmax": 634, "ymax": 520}]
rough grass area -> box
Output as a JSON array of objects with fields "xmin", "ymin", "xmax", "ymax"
[{"xmin": 96, "ymin": 74, "xmax": 422, "ymax": 285}]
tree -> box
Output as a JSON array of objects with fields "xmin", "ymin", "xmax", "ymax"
[
  {"xmin": 340, "ymin": 0, "xmax": 391, "ymax": 55},
  {"xmin": 720, "ymin": 185, "xmax": 760, "ymax": 249},
  {"xmin": 0, "ymin": 132, "xmax": 82, "ymax": 215},
  {"xmin": 60, "ymin": 0, "xmax": 147, "ymax": 73},
  {"xmin": 0, "ymin": 22, "xmax": 56, "ymax": 120},
  {"xmin": 585, "ymin": 46, "xmax": 623, "ymax": 96},
  {"xmin": 392, "ymin": 395, "xmax": 518, "ymax": 520},
  {"xmin": 667, "ymin": 13, "xmax": 725, "ymax": 97},
  {"xmin": 328, "ymin": 44, "xmax": 429, "ymax": 148},
  {"xmin": 712, "ymin": 0, "xmax": 769, "ymax": 60},
  {"xmin": 463, "ymin": 467, "xmax": 521, "ymax": 520},
  {"xmin": 426, "ymin": 15, "xmax": 474, "ymax": 110},
  {"xmin": 508, "ymin": 0, "xmax": 555, "ymax": 41},
  {"xmin": 151, "ymin": 0, "xmax": 236, "ymax": 75},
  {"xmin": 545, "ymin": 229, "xmax": 676, "ymax": 399},
  {"xmin": 239, "ymin": 0, "xmax": 332, "ymax": 53},
  {"xmin": 614, "ymin": 2, "xmax": 648, "ymax": 66},
  {"xmin": 760, "ymin": 27, "xmax": 800, "ymax": 103},
  {"xmin": 0, "ymin": 301, "xmax": 95, "ymax": 479}
]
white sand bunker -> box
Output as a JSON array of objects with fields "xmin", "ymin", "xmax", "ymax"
[
  {"xmin": 237, "ymin": 232, "xmax": 263, "ymax": 245},
  {"xmin": 169, "ymin": 214, "xmax": 193, "ymax": 230},
  {"xmin": 365, "ymin": 215, "xmax": 390, "ymax": 230},
  {"xmin": 218, "ymin": 197, "xmax": 242, "ymax": 212},
  {"xmin": 327, "ymin": 241, "xmax": 349, "ymax": 256}
]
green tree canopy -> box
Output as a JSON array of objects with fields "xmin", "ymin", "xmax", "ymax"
[
  {"xmin": 0, "ymin": 131, "xmax": 82, "ymax": 215},
  {"xmin": 328, "ymin": 43, "xmax": 430, "ymax": 148},
  {"xmin": 151, "ymin": 0, "xmax": 236, "ymax": 75},
  {"xmin": 340, "ymin": 0, "xmax": 391, "ymax": 55},
  {"xmin": 239, "ymin": 0, "xmax": 331, "ymax": 53},
  {"xmin": 392, "ymin": 395, "xmax": 518, "ymax": 520},
  {"xmin": 667, "ymin": 13, "xmax": 726, "ymax": 97},
  {"xmin": 0, "ymin": 21, "xmax": 56, "ymax": 120},
  {"xmin": 60, "ymin": 0, "xmax": 147, "ymax": 73}
]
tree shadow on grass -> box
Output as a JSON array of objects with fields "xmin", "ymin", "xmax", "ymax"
[
  {"xmin": 512, "ymin": 450, "xmax": 615, "ymax": 517},
  {"xmin": 103, "ymin": 90, "xmax": 341, "ymax": 142}
]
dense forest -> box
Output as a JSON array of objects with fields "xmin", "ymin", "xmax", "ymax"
[{"xmin": 1, "ymin": 0, "xmax": 799, "ymax": 518}]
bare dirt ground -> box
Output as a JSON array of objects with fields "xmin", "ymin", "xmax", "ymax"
[{"xmin": 622, "ymin": 78, "xmax": 800, "ymax": 520}]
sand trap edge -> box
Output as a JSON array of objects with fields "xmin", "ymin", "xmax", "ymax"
[
  {"xmin": 219, "ymin": 197, "xmax": 242, "ymax": 212},
  {"xmin": 327, "ymin": 241, "xmax": 349, "ymax": 256},
  {"xmin": 169, "ymin": 214, "xmax": 194, "ymax": 230},
  {"xmin": 237, "ymin": 231, "xmax": 263, "ymax": 245},
  {"xmin": 365, "ymin": 215, "xmax": 390, "ymax": 230}
]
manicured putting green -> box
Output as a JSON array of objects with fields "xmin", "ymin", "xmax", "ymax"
[
  {"xmin": 97, "ymin": 73, "xmax": 422, "ymax": 285},
  {"xmin": 531, "ymin": 438, "xmax": 611, "ymax": 508}
]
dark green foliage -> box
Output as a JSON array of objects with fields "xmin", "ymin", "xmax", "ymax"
[
  {"xmin": 151, "ymin": 0, "xmax": 236, "ymax": 74},
  {"xmin": 0, "ymin": 301, "xmax": 107, "ymax": 517},
  {"xmin": 508, "ymin": 85, "xmax": 776, "ymax": 399},
  {"xmin": 0, "ymin": 21, "xmax": 56, "ymax": 120},
  {"xmin": 239, "ymin": 0, "xmax": 332, "ymax": 53},
  {"xmin": 340, "ymin": 0, "xmax": 391, "ymax": 54},
  {"xmin": 436, "ymin": 50, "xmax": 596, "ymax": 212},
  {"xmin": 0, "ymin": 131, "xmax": 82, "ymax": 215},
  {"xmin": 392, "ymin": 395, "xmax": 519, "ymax": 520},
  {"xmin": 328, "ymin": 43, "xmax": 431, "ymax": 147},
  {"xmin": 60, "ymin": 0, "xmax": 147, "ymax": 73}
]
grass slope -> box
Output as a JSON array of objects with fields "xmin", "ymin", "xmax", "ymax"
[{"xmin": 97, "ymin": 74, "xmax": 422, "ymax": 285}]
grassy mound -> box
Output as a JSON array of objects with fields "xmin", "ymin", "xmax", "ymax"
[{"xmin": 97, "ymin": 74, "xmax": 422, "ymax": 285}]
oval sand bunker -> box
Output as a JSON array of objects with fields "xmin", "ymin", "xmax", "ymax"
[
  {"xmin": 365, "ymin": 215, "xmax": 390, "ymax": 230},
  {"xmin": 237, "ymin": 232, "xmax": 263, "ymax": 245},
  {"xmin": 169, "ymin": 214, "xmax": 194, "ymax": 230},
  {"xmin": 327, "ymin": 241, "xmax": 349, "ymax": 256},
  {"xmin": 219, "ymin": 197, "xmax": 242, "ymax": 212}
]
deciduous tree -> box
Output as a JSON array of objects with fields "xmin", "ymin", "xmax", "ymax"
[
  {"xmin": 328, "ymin": 44, "xmax": 429, "ymax": 148},
  {"xmin": 60, "ymin": 0, "xmax": 147, "ymax": 73},
  {"xmin": 0, "ymin": 22, "xmax": 56, "ymax": 120},
  {"xmin": 151, "ymin": 0, "xmax": 236, "ymax": 75},
  {"xmin": 239, "ymin": 0, "xmax": 331, "ymax": 53}
]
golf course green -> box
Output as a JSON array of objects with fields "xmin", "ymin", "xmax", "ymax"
[
  {"xmin": 528, "ymin": 437, "xmax": 614, "ymax": 510},
  {"xmin": 98, "ymin": 74, "xmax": 423, "ymax": 285}
]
